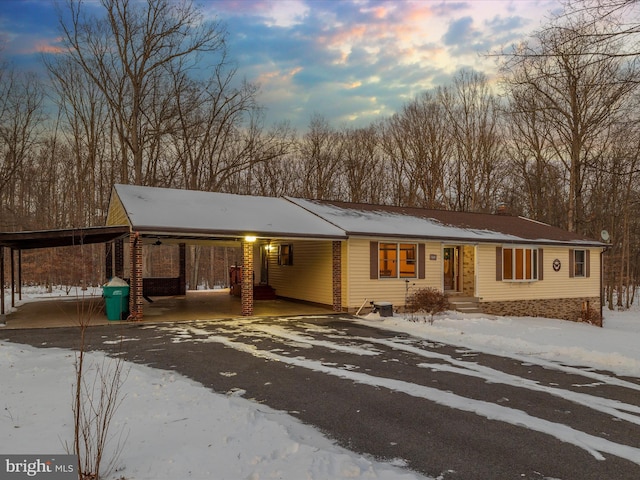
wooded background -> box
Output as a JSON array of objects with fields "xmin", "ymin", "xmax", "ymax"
[{"xmin": 1, "ymin": 0, "xmax": 639, "ymax": 309}]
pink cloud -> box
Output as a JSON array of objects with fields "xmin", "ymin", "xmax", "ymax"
[{"xmin": 35, "ymin": 41, "xmax": 63, "ymax": 55}]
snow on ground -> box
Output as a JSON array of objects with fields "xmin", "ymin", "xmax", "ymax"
[
  {"xmin": 2, "ymin": 286, "xmax": 640, "ymax": 479},
  {"xmin": 360, "ymin": 306, "xmax": 640, "ymax": 379},
  {"xmin": 0, "ymin": 344, "xmax": 424, "ymax": 480}
]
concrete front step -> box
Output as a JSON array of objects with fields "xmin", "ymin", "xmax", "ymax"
[{"xmin": 447, "ymin": 296, "xmax": 482, "ymax": 314}]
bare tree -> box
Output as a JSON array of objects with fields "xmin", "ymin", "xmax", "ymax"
[
  {"xmin": 339, "ymin": 125, "xmax": 386, "ymax": 204},
  {"xmin": 382, "ymin": 92, "xmax": 451, "ymax": 208},
  {"xmin": 499, "ymin": 15, "xmax": 639, "ymax": 232},
  {"xmin": 502, "ymin": 83, "xmax": 567, "ymax": 224},
  {"xmin": 0, "ymin": 63, "xmax": 44, "ymax": 230},
  {"xmin": 57, "ymin": 0, "xmax": 228, "ymax": 186},
  {"xmin": 296, "ymin": 114, "xmax": 342, "ymax": 200},
  {"xmin": 46, "ymin": 56, "xmax": 115, "ymax": 226},
  {"xmin": 440, "ymin": 70, "xmax": 505, "ymax": 212},
  {"xmin": 379, "ymin": 118, "xmax": 414, "ymax": 206},
  {"xmin": 563, "ymin": 0, "xmax": 640, "ymax": 57}
]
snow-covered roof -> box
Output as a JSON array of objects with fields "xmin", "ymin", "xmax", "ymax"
[
  {"xmin": 109, "ymin": 184, "xmax": 605, "ymax": 246},
  {"xmin": 111, "ymin": 184, "xmax": 346, "ymax": 240},
  {"xmin": 288, "ymin": 198, "xmax": 607, "ymax": 246}
]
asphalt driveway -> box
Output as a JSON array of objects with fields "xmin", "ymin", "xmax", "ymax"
[{"xmin": 3, "ymin": 314, "xmax": 640, "ymax": 479}]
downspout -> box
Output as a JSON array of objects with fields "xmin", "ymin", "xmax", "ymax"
[
  {"xmin": 600, "ymin": 247, "xmax": 605, "ymax": 325},
  {"xmin": 10, "ymin": 248, "xmax": 16, "ymax": 309}
]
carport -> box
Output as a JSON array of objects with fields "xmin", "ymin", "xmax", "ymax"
[
  {"xmin": 2, "ymin": 184, "xmax": 348, "ymax": 323},
  {"xmin": 0, "ymin": 225, "xmax": 130, "ymax": 316},
  {"xmin": 1, "ymin": 289, "xmax": 335, "ymax": 329},
  {"xmin": 107, "ymin": 184, "xmax": 347, "ymax": 320}
]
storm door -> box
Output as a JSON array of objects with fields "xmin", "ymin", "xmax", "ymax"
[{"xmin": 443, "ymin": 246, "xmax": 461, "ymax": 292}]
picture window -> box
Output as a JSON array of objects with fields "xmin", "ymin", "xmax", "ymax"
[
  {"xmin": 379, "ymin": 243, "xmax": 417, "ymax": 278},
  {"xmin": 502, "ymin": 246, "xmax": 538, "ymax": 281}
]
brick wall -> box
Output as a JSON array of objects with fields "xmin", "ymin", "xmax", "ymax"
[
  {"xmin": 129, "ymin": 232, "xmax": 143, "ymax": 320},
  {"xmin": 480, "ymin": 296, "xmax": 602, "ymax": 326},
  {"xmin": 241, "ymin": 241, "xmax": 254, "ymax": 316},
  {"xmin": 332, "ymin": 241, "xmax": 342, "ymax": 312}
]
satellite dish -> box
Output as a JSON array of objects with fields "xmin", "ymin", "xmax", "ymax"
[{"xmin": 601, "ymin": 230, "xmax": 610, "ymax": 242}]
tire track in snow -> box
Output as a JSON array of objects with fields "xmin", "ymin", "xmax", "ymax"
[
  {"xmin": 163, "ymin": 323, "xmax": 640, "ymax": 466},
  {"xmin": 362, "ymin": 337, "xmax": 640, "ymax": 424}
]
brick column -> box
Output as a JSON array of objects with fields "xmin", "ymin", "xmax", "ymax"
[
  {"xmin": 129, "ymin": 232, "xmax": 144, "ymax": 320},
  {"xmin": 241, "ymin": 241, "xmax": 254, "ymax": 316},
  {"xmin": 332, "ymin": 241, "xmax": 342, "ymax": 312}
]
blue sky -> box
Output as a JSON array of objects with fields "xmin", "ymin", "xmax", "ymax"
[{"xmin": 0, "ymin": 0, "xmax": 561, "ymax": 130}]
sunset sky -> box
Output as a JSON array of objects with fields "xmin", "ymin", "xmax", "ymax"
[{"xmin": 0, "ymin": 0, "xmax": 562, "ymax": 129}]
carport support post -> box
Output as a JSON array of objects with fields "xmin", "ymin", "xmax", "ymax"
[
  {"xmin": 10, "ymin": 248, "xmax": 15, "ymax": 308},
  {"xmin": 332, "ymin": 241, "xmax": 342, "ymax": 312},
  {"xmin": 129, "ymin": 232, "xmax": 144, "ymax": 320},
  {"xmin": 241, "ymin": 240, "xmax": 254, "ymax": 316},
  {"xmin": 1, "ymin": 246, "xmax": 5, "ymax": 315},
  {"xmin": 179, "ymin": 243, "xmax": 186, "ymax": 295},
  {"xmin": 105, "ymin": 242, "xmax": 113, "ymax": 279}
]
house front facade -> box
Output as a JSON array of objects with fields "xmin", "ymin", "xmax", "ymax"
[{"xmin": 106, "ymin": 185, "xmax": 606, "ymax": 323}]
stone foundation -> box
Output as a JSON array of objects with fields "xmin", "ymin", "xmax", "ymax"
[{"xmin": 480, "ymin": 297, "xmax": 602, "ymax": 326}]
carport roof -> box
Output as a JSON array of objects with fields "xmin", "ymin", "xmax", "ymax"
[
  {"xmin": 110, "ymin": 184, "xmax": 347, "ymax": 240},
  {"xmin": 0, "ymin": 226, "xmax": 130, "ymax": 250}
]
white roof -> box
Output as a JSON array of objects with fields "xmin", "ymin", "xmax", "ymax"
[
  {"xmin": 288, "ymin": 197, "xmax": 521, "ymax": 242},
  {"xmin": 113, "ymin": 184, "xmax": 346, "ymax": 239},
  {"xmin": 111, "ymin": 185, "xmax": 605, "ymax": 246}
]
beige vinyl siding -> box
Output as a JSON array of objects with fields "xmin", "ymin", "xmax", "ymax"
[
  {"xmin": 268, "ymin": 240, "xmax": 333, "ymax": 305},
  {"xmin": 106, "ymin": 192, "xmax": 130, "ymax": 227},
  {"xmin": 344, "ymin": 238, "xmax": 442, "ymax": 310},
  {"xmin": 476, "ymin": 244, "xmax": 601, "ymax": 302}
]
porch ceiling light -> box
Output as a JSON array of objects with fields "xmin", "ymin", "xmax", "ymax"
[{"xmin": 244, "ymin": 235, "xmax": 257, "ymax": 243}]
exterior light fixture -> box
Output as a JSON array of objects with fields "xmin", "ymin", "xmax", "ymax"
[{"xmin": 244, "ymin": 235, "xmax": 257, "ymax": 243}]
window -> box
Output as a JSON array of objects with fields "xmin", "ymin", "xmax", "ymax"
[
  {"xmin": 278, "ymin": 244, "xmax": 293, "ymax": 265},
  {"xmin": 573, "ymin": 250, "xmax": 585, "ymax": 277},
  {"xmin": 379, "ymin": 243, "xmax": 417, "ymax": 278},
  {"xmin": 570, "ymin": 249, "xmax": 590, "ymax": 278},
  {"xmin": 502, "ymin": 246, "xmax": 538, "ymax": 281}
]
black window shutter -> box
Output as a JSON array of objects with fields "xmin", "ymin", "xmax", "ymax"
[
  {"xmin": 370, "ymin": 242, "xmax": 378, "ymax": 279},
  {"xmin": 418, "ymin": 244, "xmax": 426, "ymax": 279},
  {"xmin": 569, "ymin": 249, "xmax": 575, "ymax": 278},
  {"xmin": 538, "ymin": 248, "xmax": 544, "ymax": 281},
  {"xmin": 496, "ymin": 246, "xmax": 502, "ymax": 281}
]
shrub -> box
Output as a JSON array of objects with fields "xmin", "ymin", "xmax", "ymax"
[{"xmin": 406, "ymin": 287, "xmax": 450, "ymax": 324}]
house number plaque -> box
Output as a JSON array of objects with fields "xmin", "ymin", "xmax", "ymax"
[{"xmin": 553, "ymin": 259, "xmax": 561, "ymax": 272}]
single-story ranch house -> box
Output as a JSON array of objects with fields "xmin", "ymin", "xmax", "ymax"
[{"xmin": 103, "ymin": 184, "xmax": 606, "ymax": 322}]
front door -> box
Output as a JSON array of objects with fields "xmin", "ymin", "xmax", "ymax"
[
  {"xmin": 260, "ymin": 245, "xmax": 269, "ymax": 284},
  {"xmin": 443, "ymin": 246, "xmax": 460, "ymax": 291}
]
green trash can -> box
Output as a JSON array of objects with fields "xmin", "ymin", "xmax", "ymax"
[{"xmin": 103, "ymin": 285, "xmax": 130, "ymax": 321}]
